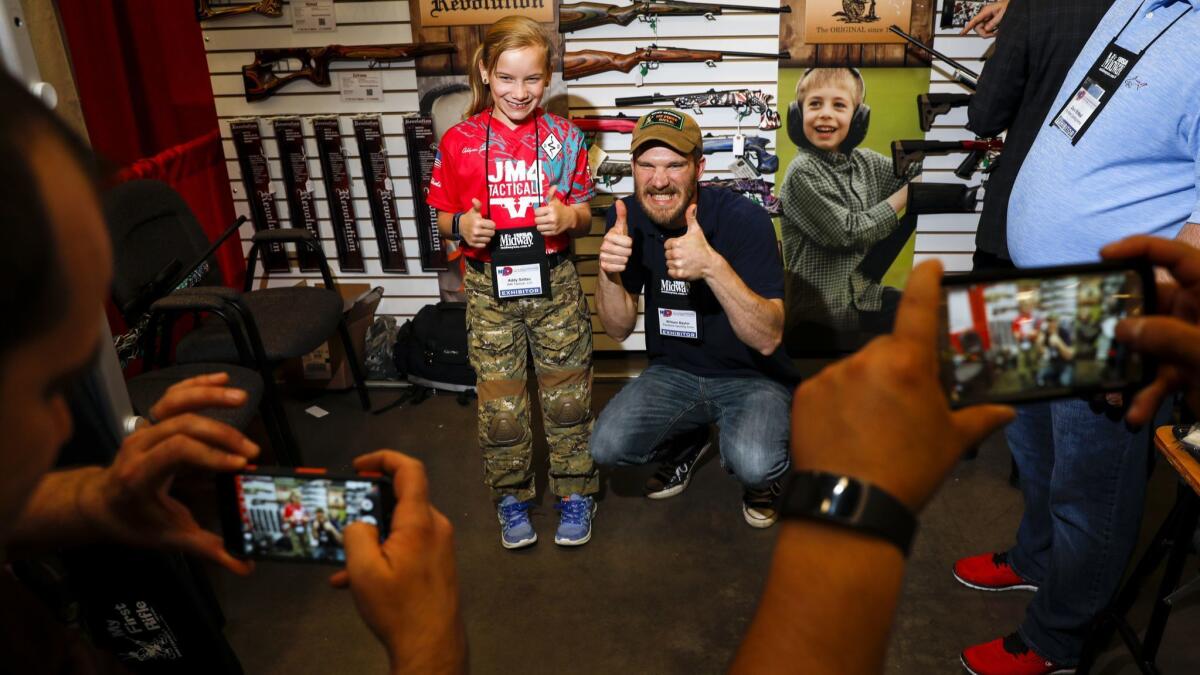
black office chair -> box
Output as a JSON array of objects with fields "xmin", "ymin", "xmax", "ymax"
[{"xmin": 104, "ymin": 179, "xmax": 340, "ymax": 464}]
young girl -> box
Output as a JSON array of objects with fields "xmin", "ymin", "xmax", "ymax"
[{"xmin": 425, "ymin": 16, "xmax": 598, "ymax": 549}]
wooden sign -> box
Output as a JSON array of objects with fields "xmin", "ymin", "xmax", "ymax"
[
  {"xmin": 414, "ymin": 0, "xmax": 553, "ymax": 28},
  {"xmin": 782, "ymin": 0, "xmax": 935, "ymax": 67}
]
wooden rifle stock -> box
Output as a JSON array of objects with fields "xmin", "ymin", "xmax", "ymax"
[
  {"xmin": 559, "ymin": 0, "xmax": 791, "ymax": 33},
  {"xmin": 242, "ymin": 43, "xmax": 456, "ymax": 101},
  {"xmin": 195, "ymin": 0, "xmax": 282, "ymax": 20},
  {"xmin": 563, "ymin": 45, "xmax": 787, "ymax": 81}
]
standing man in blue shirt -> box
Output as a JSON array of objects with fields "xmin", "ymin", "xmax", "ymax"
[
  {"xmin": 955, "ymin": 1, "xmax": 1200, "ymax": 673},
  {"xmin": 590, "ymin": 110, "xmax": 795, "ymax": 529}
]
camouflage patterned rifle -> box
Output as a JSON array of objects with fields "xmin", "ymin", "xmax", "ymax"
[
  {"xmin": 703, "ymin": 178, "xmax": 779, "ymax": 215},
  {"xmin": 195, "ymin": 0, "xmax": 282, "ymax": 21},
  {"xmin": 242, "ymin": 43, "xmax": 457, "ymax": 101},
  {"xmin": 564, "ymin": 45, "xmax": 789, "ymax": 81},
  {"xmin": 560, "ymin": 0, "xmax": 790, "ymax": 33},
  {"xmin": 615, "ymin": 88, "xmax": 782, "ymax": 130},
  {"xmin": 596, "ymin": 160, "xmax": 634, "ymax": 177}
]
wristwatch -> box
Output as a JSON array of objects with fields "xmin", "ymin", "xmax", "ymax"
[
  {"xmin": 779, "ymin": 471, "xmax": 917, "ymax": 556},
  {"xmin": 451, "ymin": 211, "xmax": 464, "ymax": 240}
]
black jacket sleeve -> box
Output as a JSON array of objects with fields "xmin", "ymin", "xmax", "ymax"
[{"xmin": 967, "ymin": 0, "xmax": 1033, "ymax": 138}]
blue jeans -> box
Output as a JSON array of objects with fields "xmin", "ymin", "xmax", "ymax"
[
  {"xmin": 1006, "ymin": 399, "xmax": 1155, "ymax": 665},
  {"xmin": 590, "ymin": 364, "xmax": 792, "ymax": 488}
]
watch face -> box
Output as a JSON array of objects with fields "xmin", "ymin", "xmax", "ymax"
[{"xmin": 817, "ymin": 475, "xmax": 865, "ymax": 518}]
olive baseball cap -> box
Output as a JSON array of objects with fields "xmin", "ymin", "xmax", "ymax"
[{"xmin": 630, "ymin": 109, "xmax": 702, "ymax": 156}]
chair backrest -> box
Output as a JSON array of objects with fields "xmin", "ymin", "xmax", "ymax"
[{"xmin": 104, "ymin": 179, "xmax": 224, "ymax": 320}]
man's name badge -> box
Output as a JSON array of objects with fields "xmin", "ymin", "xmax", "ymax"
[
  {"xmin": 657, "ymin": 308, "xmax": 700, "ymax": 339},
  {"xmin": 1053, "ymin": 78, "xmax": 1105, "ymax": 140}
]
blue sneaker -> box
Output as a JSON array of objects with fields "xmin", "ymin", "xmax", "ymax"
[
  {"xmin": 497, "ymin": 496, "xmax": 536, "ymax": 549},
  {"xmin": 554, "ymin": 494, "xmax": 596, "ymax": 546}
]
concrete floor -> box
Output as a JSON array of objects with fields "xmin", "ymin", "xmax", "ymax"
[{"xmin": 212, "ymin": 382, "xmax": 1200, "ymax": 674}]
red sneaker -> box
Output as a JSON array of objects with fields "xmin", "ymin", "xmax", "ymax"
[
  {"xmin": 961, "ymin": 633, "xmax": 1074, "ymax": 675},
  {"xmin": 953, "ymin": 552, "xmax": 1038, "ymax": 592}
]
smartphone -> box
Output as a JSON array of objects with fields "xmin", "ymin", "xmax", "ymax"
[
  {"xmin": 216, "ymin": 466, "xmax": 394, "ymax": 564},
  {"xmin": 939, "ymin": 259, "xmax": 1155, "ymax": 407}
]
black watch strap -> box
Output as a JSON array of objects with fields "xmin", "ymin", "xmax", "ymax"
[
  {"xmin": 452, "ymin": 211, "xmax": 464, "ymax": 239},
  {"xmin": 779, "ymin": 471, "xmax": 917, "ymax": 556}
]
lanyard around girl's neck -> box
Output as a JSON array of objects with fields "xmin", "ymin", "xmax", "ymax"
[{"xmin": 483, "ymin": 108, "xmax": 544, "ymax": 221}]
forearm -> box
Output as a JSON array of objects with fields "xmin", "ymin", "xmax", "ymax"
[
  {"xmin": 885, "ymin": 185, "xmax": 908, "ymax": 216},
  {"xmin": 568, "ymin": 203, "xmax": 592, "ymax": 238},
  {"xmin": 436, "ymin": 210, "xmax": 455, "ymax": 241},
  {"xmin": 596, "ymin": 272, "xmax": 638, "ymax": 341},
  {"xmin": 9, "ymin": 466, "xmax": 106, "ymax": 550},
  {"xmin": 731, "ymin": 522, "xmax": 905, "ymax": 674},
  {"xmin": 705, "ymin": 253, "xmax": 783, "ymax": 355}
]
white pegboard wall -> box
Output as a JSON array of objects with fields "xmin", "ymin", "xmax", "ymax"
[
  {"xmin": 911, "ymin": 1, "xmax": 995, "ymax": 273},
  {"xmin": 565, "ymin": 0, "xmax": 785, "ymax": 349},
  {"xmin": 202, "ymin": 0, "xmax": 786, "ymax": 351}
]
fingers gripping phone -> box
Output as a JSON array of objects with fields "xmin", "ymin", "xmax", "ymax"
[
  {"xmin": 217, "ymin": 467, "xmax": 394, "ymax": 564},
  {"xmin": 939, "ymin": 260, "xmax": 1156, "ymax": 407}
]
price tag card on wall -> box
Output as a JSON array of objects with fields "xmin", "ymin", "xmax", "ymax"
[
  {"xmin": 340, "ymin": 73, "xmax": 384, "ymax": 102},
  {"xmin": 293, "ymin": 0, "xmax": 336, "ymax": 32}
]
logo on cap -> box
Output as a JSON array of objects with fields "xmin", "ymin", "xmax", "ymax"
[{"xmin": 641, "ymin": 110, "xmax": 685, "ymax": 131}]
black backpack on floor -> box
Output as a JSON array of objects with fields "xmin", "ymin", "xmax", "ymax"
[{"xmin": 393, "ymin": 302, "xmax": 476, "ymax": 392}]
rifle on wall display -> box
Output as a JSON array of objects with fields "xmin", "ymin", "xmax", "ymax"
[
  {"xmin": 311, "ymin": 117, "xmax": 366, "ymax": 273},
  {"xmin": 402, "ymin": 116, "xmax": 448, "ymax": 272},
  {"xmin": 228, "ymin": 119, "xmax": 290, "ymax": 272},
  {"xmin": 195, "ymin": 0, "xmax": 281, "ymax": 21},
  {"xmin": 918, "ymin": 93, "xmax": 972, "ymax": 132},
  {"xmin": 272, "ymin": 118, "xmax": 323, "ymax": 272},
  {"xmin": 891, "ymin": 138, "xmax": 1004, "ymax": 179},
  {"xmin": 563, "ymin": 45, "xmax": 789, "ymax": 81},
  {"xmin": 242, "ymin": 42, "xmax": 457, "ymax": 101},
  {"xmin": 614, "ymin": 89, "xmax": 782, "ymax": 130},
  {"xmin": 352, "ymin": 116, "xmax": 409, "ymax": 274},
  {"xmin": 559, "ymin": 0, "xmax": 791, "ymax": 33},
  {"xmin": 888, "ymin": 25, "xmax": 980, "ymax": 89}
]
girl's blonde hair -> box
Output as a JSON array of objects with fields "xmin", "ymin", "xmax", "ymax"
[{"xmin": 468, "ymin": 16, "xmax": 554, "ymax": 116}]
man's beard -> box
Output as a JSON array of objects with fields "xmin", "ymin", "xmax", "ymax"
[{"xmin": 637, "ymin": 179, "xmax": 696, "ymax": 228}]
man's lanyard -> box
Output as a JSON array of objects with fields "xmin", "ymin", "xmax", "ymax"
[
  {"xmin": 1050, "ymin": 0, "xmax": 1191, "ymax": 144},
  {"xmin": 484, "ymin": 111, "xmax": 552, "ymax": 300}
]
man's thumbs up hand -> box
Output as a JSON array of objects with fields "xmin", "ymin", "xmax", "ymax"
[
  {"xmin": 663, "ymin": 204, "xmax": 714, "ymax": 281},
  {"xmin": 600, "ymin": 200, "xmax": 634, "ymax": 276}
]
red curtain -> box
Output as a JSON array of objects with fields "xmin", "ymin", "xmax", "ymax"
[{"xmin": 57, "ymin": 0, "xmax": 244, "ymax": 288}]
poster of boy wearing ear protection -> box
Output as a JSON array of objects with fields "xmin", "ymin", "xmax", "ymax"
[{"xmin": 778, "ymin": 68, "xmax": 920, "ymax": 352}]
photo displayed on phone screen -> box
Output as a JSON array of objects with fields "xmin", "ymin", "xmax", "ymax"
[
  {"xmin": 940, "ymin": 269, "xmax": 1146, "ymax": 406},
  {"xmin": 231, "ymin": 475, "xmax": 385, "ymax": 563}
]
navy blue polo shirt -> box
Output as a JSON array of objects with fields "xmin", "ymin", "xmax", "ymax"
[{"xmin": 605, "ymin": 186, "xmax": 794, "ymax": 383}]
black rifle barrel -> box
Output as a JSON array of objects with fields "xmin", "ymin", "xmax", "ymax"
[
  {"xmin": 888, "ymin": 25, "xmax": 980, "ymax": 80},
  {"xmin": 614, "ymin": 92, "xmax": 675, "ymax": 105}
]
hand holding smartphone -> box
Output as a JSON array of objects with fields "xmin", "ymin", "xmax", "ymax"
[
  {"xmin": 216, "ymin": 467, "xmax": 395, "ymax": 564},
  {"xmin": 938, "ymin": 259, "xmax": 1155, "ymax": 407}
]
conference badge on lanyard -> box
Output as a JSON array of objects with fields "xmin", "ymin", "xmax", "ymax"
[
  {"xmin": 491, "ymin": 227, "xmax": 551, "ymax": 300},
  {"xmin": 1051, "ymin": 43, "xmax": 1140, "ymax": 144},
  {"xmin": 655, "ymin": 277, "xmax": 703, "ymax": 341}
]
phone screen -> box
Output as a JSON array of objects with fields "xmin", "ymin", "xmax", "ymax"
[
  {"xmin": 939, "ymin": 265, "xmax": 1148, "ymax": 406},
  {"xmin": 225, "ymin": 472, "xmax": 389, "ymax": 563}
]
